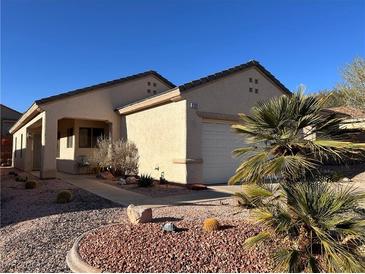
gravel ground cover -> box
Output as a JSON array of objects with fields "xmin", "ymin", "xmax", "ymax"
[
  {"xmin": 0, "ymin": 168, "xmax": 123, "ymax": 272},
  {"xmin": 79, "ymin": 220, "xmax": 283, "ymax": 273},
  {"xmin": 0, "ymin": 168, "xmax": 249, "ymax": 273}
]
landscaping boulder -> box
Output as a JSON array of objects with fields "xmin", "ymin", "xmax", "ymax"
[
  {"xmin": 126, "ymin": 176, "xmax": 138, "ymax": 184},
  {"xmin": 100, "ymin": 171, "xmax": 115, "ymax": 181},
  {"xmin": 127, "ymin": 204, "xmax": 152, "ymax": 224},
  {"xmin": 162, "ymin": 222, "xmax": 177, "ymax": 233},
  {"xmin": 118, "ymin": 178, "xmax": 127, "ymax": 185}
]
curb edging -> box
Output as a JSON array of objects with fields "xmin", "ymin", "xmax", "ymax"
[{"xmin": 66, "ymin": 229, "xmax": 102, "ymax": 273}]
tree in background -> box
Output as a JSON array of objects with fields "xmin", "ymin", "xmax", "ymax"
[
  {"xmin": 314, "ymin": 57, "xmax": 365, "ymax": 110},
  {"xmin": 338, "ymin": 57, "xmax": 365, "ymax": 110}
]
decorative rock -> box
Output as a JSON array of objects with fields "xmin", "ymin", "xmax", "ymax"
[
  {"xmin": 162, "ymin": 222, "xmax": 177, "ymax": 233},
  {"xmin": 118, "ymin": 178, "xmax": 127, "ymax": 185},
  {"xmin": 127, "ymin": 204, "xmax": 152, "ymax": 224},
  {"xmin": 342, "ymin": 177, "xmax": 352, "ymax": 182},
  {"xmin": 100, "ymin": 171, "xmax": 115, "ymax": 181},
  {"xmin": 126, "ymin": 176, "xmax": 138, "ymax": 184}
]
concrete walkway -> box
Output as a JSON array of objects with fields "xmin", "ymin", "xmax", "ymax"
[{"xmin": 58, "ymin": 173, "xmax": 237, "ymax": 207}]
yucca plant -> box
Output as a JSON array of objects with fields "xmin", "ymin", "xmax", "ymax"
[
  {"xmin": 229, "ymin": 90, "xmax": 365, "ymax": 185},
  {"xmin": 243, "ymin": 182, "xmax": 365, "ymax": 272}
]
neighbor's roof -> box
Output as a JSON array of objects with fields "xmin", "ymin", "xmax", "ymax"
[
  {"xmin": 35, "ymin": 70, "xmax": 176, "ymax": 105},
  {"xmin": 324, "ymin": 106, "xmax": 365, "ymax": 119},
  {"xmin": 0, "ymin": 104, "xmax": 22, "ymax": 116}
]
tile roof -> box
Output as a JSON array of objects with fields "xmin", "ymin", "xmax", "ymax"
[
  {"xmin": 35, "ymin": 70, "xmax": 176, "ymax": 105},
  {"xmin": 324, "ymin": 106, "xmax": 365, "ymax": 118}
]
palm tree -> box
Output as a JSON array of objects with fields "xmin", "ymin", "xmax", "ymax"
[
  {"xmin": 229, "ymin": 90, "xmax": 365, "ymax": 185},
  {"xmin": 242, "ymin": 182, "xmax": 365, "ymax": 272}
]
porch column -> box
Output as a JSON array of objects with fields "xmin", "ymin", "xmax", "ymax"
[
  {"xmin": 24, "ymin": 129, "xmax": 33, "ymax": 172},
  {"xmin": 40, "ymin": 112, "xmax": 57, "ymax": 179}
]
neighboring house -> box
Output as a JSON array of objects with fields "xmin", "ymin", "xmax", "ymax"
[
  {"xmin": 322, "ymin": 106, "xmax": 365, "ymax": 142},
  {"xmin": 1, "ymin": 104, "xmax": 22, "ymax": 165},
  {"xmin": 10, "ymin": 60, "xmax": 290, "ymax": 184}
]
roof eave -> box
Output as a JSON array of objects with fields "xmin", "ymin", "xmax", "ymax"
[
  {"xmin": 9, "ymin": 103, "xmax": 42, "ymax": 134},
  {"xmin": 117, "ymin": 89, "xmax": 182, "ymax": 115}
]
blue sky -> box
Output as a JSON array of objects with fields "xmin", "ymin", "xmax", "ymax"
[{"xmin": 2, "ymin": 0, "xmax": 364, "ymax": 112}]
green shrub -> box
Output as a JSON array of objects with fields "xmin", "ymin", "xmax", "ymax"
[
  {"xmin": 56, "ymin": 190, "xmax": 73, "ymax": 203},
  {"xmin": 138, "ymin": 174, "xmax": 154, "ymax": 187},
  {"xmin": 15, "ymin": 176, "xmax": 27, "ymax": 182},
  {"xmin": 25, "ymin": 180, "xmax": 37, "ymax": 189}
]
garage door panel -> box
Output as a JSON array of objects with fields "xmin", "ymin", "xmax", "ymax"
[{"xmin": 202, "ymin": 122, "xmax": 247, "ymax": 184}]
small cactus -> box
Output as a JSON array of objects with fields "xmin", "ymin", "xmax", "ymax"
[
  {"xmin": 25, "ymin": 180, "xmax": 37, "ymax": 189},
  {"xmin": 56, "ymin": 190, "xmax": 73, "ymax": 203},
  {"xmin": 203, "ymin": 218, "xmax": 220, "ymax": 232}
]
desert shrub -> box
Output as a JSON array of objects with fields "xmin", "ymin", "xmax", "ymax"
[
  {"xmin": 203, "ymin": 218, "xmax": 220, "ymax": 232},
  {"xmin": 25, "ymin": 180, "xmax": 37, "ymax": 189},
  {"xmin": 159, "ymin": 172, "xmax": 168, "ymax": 185},
  {"xmin": 138, "ymin": 174, "xmax": 154, "ymax": 187},
  {"xmin": 56, "ymin": 190, "xmax": 73, "ymax": 203},
  {"xmin": 91, "ymin": 137, "xmax": 139, "ymax": 177},
  {"xmin": 15, "ymin": 176, "xmax": 27, "ymax": 182}
]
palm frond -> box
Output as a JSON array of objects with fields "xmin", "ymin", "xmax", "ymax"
[
  {"xmin": 273, "ymin": 249, "xmax": 302, "ymax": 272},
  {"xmin": 243, "ymin": 231, "xmax": 271, "ymax": 248}
]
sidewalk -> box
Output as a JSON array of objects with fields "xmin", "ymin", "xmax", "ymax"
[{"xmin": 58, "ymin": 172, "xmax": 236, "ymax": 207}]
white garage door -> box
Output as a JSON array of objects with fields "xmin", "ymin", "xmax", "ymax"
[{"xmin": 202, "ymin": 122, "xmax": 247, "ymax": 184}]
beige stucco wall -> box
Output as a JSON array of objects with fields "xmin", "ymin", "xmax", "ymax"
[
  {"xmin": 182, "ymin": 67, "xmax": 288, "ymax": 183},
  {"xmin": 125, "ymin": 100, "xmax": 187, "ymax": 183},
  {"xmin": 12, "ymin": 75, "xmax": 172, "ymax": 178}
]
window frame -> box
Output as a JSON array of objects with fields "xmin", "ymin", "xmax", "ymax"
[{"xmin": 66, "ymin": 128, "xmax": 74, "ymax": 148}]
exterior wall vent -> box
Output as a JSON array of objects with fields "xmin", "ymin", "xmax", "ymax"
[{"xmin": 190, "ymin": 102, "xmax": 199, "ymax": 109}]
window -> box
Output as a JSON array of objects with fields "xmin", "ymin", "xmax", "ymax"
[
  {"xmin": 255, "ymin": 88, "xmax": 258, "ymax": 94},
  {"xmin": 147, "ymin": 89, "xmax": 151, "ymax": 93},
  {"xmin": 147, "ymin": 81, "xmax": 151, "ymax": 86},
  {"xmin": 153, "ymin": 82, "xmax": 157, "ymax": 87},
  {"xmin": 67, "ymin": 128, "xmax": 73, "ymax": 148},
  {"xmin": 14, "ymin": 137, "xmax": 17, "ymax": 158},
  {"xmin": 153, "ymin": 90, "xmax": 157, "ymax": 95},
  {"xmin": 249, "ymin": 87, "xmax": 253, "ymax": 92},
  {"xmin": 249, "ymin": 77, "xmax": 253, "ymax": 83},
  {"xmin": 255, "ymin": 79, "xmax": 258, "ymax": 84},
  {"xmin": 20, "ymin": 134, "xmax": 23, "ymax": 158},
  {"xmin": 79, "ymin": 127, "xmax": 104, "ymax": 148},
  {"xmin": 79, "ymin": 128, "xmax": 91, "ymax": 148},
  {"xmin": 92, "ymin": 128, "xmax": 104, "ymax": 147}
]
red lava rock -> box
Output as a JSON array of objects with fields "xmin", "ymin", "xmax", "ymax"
[
  {"xmin": 99, "ymin": 171, "xmax": 116, "ymax": 181},
  {"xmin": 78, "ymin": 220, "xmax": 284, "ymax": 273}
]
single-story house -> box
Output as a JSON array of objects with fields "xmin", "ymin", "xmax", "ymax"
[{"xmin": 10, "ymin": 60, "xmax": 290, "ymax": 184}]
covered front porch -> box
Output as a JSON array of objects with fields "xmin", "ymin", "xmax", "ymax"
[{"xmin": 18, "ymin": 112, "xmax": 113, "ymax": 179}]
